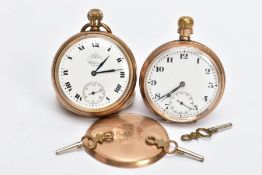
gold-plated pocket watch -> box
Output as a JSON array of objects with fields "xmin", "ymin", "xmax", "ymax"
[
  {"xmin": 52, "ymin": 9, "xmax": 136, "ymax": 117},
  {"xmin": 140, "ymin": 16, "xmax": 225, "ymax": 123},
  {"xmin": 56, "ymin": 113, "xmax": 204, "ymax": 168}
]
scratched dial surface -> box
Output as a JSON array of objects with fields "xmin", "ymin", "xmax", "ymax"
[
  {"xmin": 58, "ymin": 36, "xmax": 130, "ymax": 109},
  {"xmin": 145, "ymin": 46, "xmax": 219, "ymax": 119}
]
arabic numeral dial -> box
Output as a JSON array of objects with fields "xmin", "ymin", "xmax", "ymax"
[{"xmin": 145, "ymin": 47, "xmax": 219, "ymax": 119}]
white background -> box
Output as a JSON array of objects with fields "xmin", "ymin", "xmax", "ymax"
[{"xmin": 0, "ymin": 0, "xmax": 261, "ymax": 174}]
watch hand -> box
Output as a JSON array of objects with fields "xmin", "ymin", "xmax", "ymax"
[
  {"xmin": 89, "ymin": 90, "xmax": 103, "ymax": 95},
  {"xmin": 95, "ymin": 56, "xmax": 110, "ymax": 72},
  {"xmin": 96, "ymin": 69, "xmax": 123, "ymax": 74},
  {"xmin": 177, "ymin": 100, "xmax": 193, "ymax": 110},
  {"xmin": 157, "ymin": 81, "xmax": 185, "ymax": 101}
]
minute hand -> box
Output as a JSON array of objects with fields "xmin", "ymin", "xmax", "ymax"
[
  {"xmin": 157, "ymin": 81, "xmax": 185, "ymax": 101},
  {"xmin": 96, "ymin": 69, "xmax": 123, "ymax": 74},
  {"xmin": 95, "ymin": 56, "xmax": 109, "ymax": 72}
]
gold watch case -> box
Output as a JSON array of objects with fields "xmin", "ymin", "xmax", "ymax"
[
  {"xmin": 85, "ymin": 113, "xmax": 168, "ymax": 168},
  {"xmin": 52, "ymin": 9, "xmax": 136, "ymax": 117},
  {"xmin": 56, "ymin": 113, "xmax": 204, "ymax": 167},
  {"xmin": 139, "ymin": 16, "xmax": 225, "ymax": 123}
]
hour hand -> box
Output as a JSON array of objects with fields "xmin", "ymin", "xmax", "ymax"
[{"xmin": 157, "ymin": 81, "xmax": 185, "ymax": 101}]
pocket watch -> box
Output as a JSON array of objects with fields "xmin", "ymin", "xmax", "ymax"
[
  {"xmin": 140, "ymin": 16, "xmax": 225, "ymax": 123},
  {"xmin": 56, "ymin": 113, "xmax": 204, "ymax": 168},
  {"xmin": 52, "ymin": 9, "xmax": 136, "ymax": 117}
]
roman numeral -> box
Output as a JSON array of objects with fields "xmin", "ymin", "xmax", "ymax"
[
  {"xmin": 120, "ymin": 71, "xmax": 125, "ymax": 78},
  {"xmin": 167, "ymin": 57, "xmax": 173, "ymax": 63},
  {"xmin": 180, "ymin": 53, "xmax": 188, "ymax": 59},
  {"xmin": 78, "ymin": 45, "xmax": 85, "ymax": 50},
  {"xmin": 107, "ymin": 46, "xmax": 112, "ymax": 51},
  {"xmin": 75, "ymin": 93, "xmax": 82, "ymax": 101},
  {"xmin": 66, "ymin": 55, "xmax": 73, "ymax": 59},
  {"xmin": 92, "ymin": 42, "xmax": 99, "ymax": 47},
  {"xmin": 65, "ymin": 82, "xmax": 72, "ymax": 91},
  {"xmin": 106, "ymin": 97, "xmax": 110, "ymax": 100},
  {"xmin": 114, "ymin": 84, "xmax": 122, "ymax": 93},
  {"xmin": 194, "ymin": 105, "xmax": 198, "ymax": 110},
  {"xmin": 63, "ymin": 70, "xmax": 68, "ymax": 75},
  {"xmin": 116, "ymin": 58, "xmax": 123, "ymax": 63}
]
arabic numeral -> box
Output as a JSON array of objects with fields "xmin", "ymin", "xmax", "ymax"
[
  {"xmin": 149, "ymin": 80, "xmax": 157, "ymax": 86},
  {"xmin": 167, "ymin": 57, "xmax": 173, "ymax": 63},
  {"xmin": 208, "ymin": 82, "xmax": 214, "ymax": 88},
  {"xmin": 156, "ymin": 66, "xmax": 164, "ymax": 72},
  {"xmin": 154, "ymin": 93, "xmax": 161, "ymax": 100},
  {"xmin": 205, "ymin": 68, "xmax": 211, "ymax": 74},
  {"xmin": 180, "ymin": 53, "xmax": 188, "ymax": 59}
]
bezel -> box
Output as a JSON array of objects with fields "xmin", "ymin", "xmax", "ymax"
[
  {"xmin": 52, "ymin": 31, "xmax": 136, "ymax": 117},
  {"xmin": 139, "ymin": 40, "xmax": 225, "ymax": 123}
]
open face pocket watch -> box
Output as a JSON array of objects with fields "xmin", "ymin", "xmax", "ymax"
[
  {"xmin": 140, "ymin": 16, "xmax": 225, "ymax": 123},
  {"xmin": 52, "ymin": 9, "xmax": 136, "ymax": 117}
]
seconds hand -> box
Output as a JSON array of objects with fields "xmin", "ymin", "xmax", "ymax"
[
  {"xmin": 177, "ymin": 100, "xmax": 193, "ymax": 110},
  {"xmin": 89, "ymin": 90, "xmax": 103, "ymax": 95},
  {"xmin": 157, "ymin": 81, "xmax": 185, "ymax": 101}
]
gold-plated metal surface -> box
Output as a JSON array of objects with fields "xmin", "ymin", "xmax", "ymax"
[
  {"xmin": 52, "ymin": 9, "xmax": 136, "ymax": 117},
  {"xmin": 178, "ymin": 16, "xmax": 194, "ymax": 41},
  {"xmin": 87, "ymin": 9, "xmax": 103, "ymax": 31},
  {"xmin": 81, "ymin": 9, "xmax": 112, "ymax": 33},
  {"xmin": 181, "ymin": 123, "xmax": 233, "ymax": 141},
  {"xmin": 81, "ymin": 131, "xmax": 114, "ymax": 149},
  {"xmin": 55, "ymin": 113, "xmax": 205, "ymax": 167},
  {"xmin": 85, "ymin": 113, "xmax": 168, "ymax": 168},
  {"xmin": 139, "ymin": 16, "xmax": 226, "ymax": 123},
  {"xmin": 145, "ymin": 136, "xmax": 204, "ymax": 162}
]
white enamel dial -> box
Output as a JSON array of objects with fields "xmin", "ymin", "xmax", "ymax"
[
  {"xmin": 83, "ymin": 81, "xmax": 105, "ymax": 104},
  {"xmin": 145, "ymin": 46, "xmax": 219, "ymax": 119},
  {"xmin": 170, "ymin": 91, "xmax": 194, "ymax": 115},
  {"xmin": 58, "ymin": 36, "xmax": 130, "ymax": 109}
]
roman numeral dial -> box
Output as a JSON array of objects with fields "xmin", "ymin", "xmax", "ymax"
[{"xmin": 57, "ymin": 36, "xmax": 130, "ymax": 110}]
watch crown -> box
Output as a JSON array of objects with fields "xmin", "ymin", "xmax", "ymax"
[
  {"xmin": 88, "ymin": 9, "xmax": 103, "ymax": 21},
  {"xmin": 178, "ymin": 16, "xmax": 194, "ymax": 29},
  {"xmin": 86, "ymin": 9, "xmax": 104, "ymax": 31},
  {"xmin": 177, "ymin": 16, "xmax": 194, "ymax": 41},
  {"xmin": 81, "ymin": 9, "xmax": 112, "ymax": 33}
]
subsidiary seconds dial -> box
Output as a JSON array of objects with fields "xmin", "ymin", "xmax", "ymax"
[
  {"xmin": 83, "ymin": 81, "xmax": 105, "ymax": 104},
  {"xmin": 52, "ymin": 9, "xmax": 136, "ymax": 117},
  {"xmin": 58, "ymin": 36, "xmax": 130, "ymax": 109},
  {"xmin": 169, "ymin": 91, "xmax": 194, "ymax": 115},
  {"xmin": 144, "ymin": 47, "xmax": 219, "ymax": 119},
  {"xmin": 140, "ymin": 16, "xmax": 225, "ymax": 123}
]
